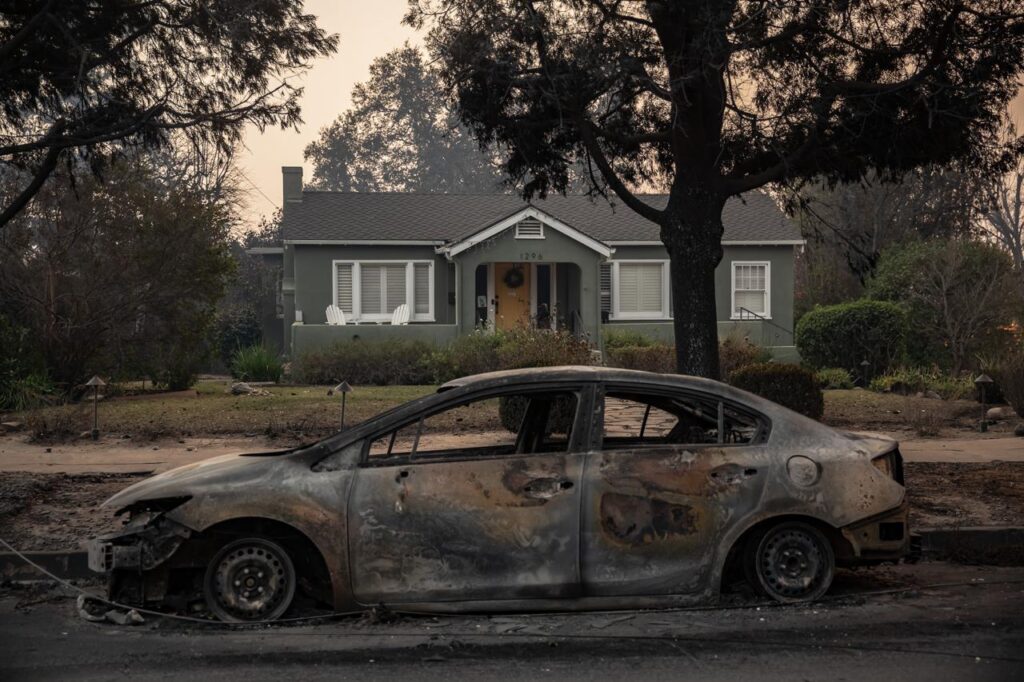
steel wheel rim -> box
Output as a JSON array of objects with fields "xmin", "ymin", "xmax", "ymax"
[
  {"xmin": 206, "ymin": 540, "xmax": 295, "ymax": 621},
  {"xmin": 758, "ymin": 528, "xmax": 826, "ymax": 599}
]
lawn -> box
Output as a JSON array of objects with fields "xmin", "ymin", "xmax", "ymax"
[{"xmin": 7, "ymin": 381, "xmax": 1006, "ymax": 443}]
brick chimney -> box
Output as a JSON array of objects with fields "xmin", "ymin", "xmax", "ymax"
[{"xmin": 282, "ymin": 166, "xmax": 303, "ymax": 204}]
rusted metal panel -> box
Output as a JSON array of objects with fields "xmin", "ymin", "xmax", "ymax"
[
  {"xmin": 348, "ymin": 453, "xmax": 584, "ymax": 604},
  {"xmin": 581, "ymin": 446, "xmax": 769, "ymax": 595}
]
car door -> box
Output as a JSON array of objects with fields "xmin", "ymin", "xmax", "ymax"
[
  {"xmin": 347, "ymin": 385, "xmax": 592, "ymax": 605},
  {"xmin": 580, "ymin": 384, "xmax": 771, "ymax": 596}
]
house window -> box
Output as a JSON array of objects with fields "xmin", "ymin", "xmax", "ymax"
[
  {"xmin": 613, "ymin": 261, "xmax": 670, "ymax": 319},
  {"xmin": 333, "ymin": 261, "xmax": 435, "ymax": 322},
  {"xmin": 732, "ymin": 262, "xmax": 770, "ymax": 319},
  {"xmin": 599, "ymin": 263, "xmax": 612, "ymax": 315},
  {"xmin": 515, "ymin": 217, "xmax": 544, "ymax": 239}
]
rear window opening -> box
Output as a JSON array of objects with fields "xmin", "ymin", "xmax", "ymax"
[{"xmin": 602, "ymin": 389, "xmax": 767, "ymax": 450}]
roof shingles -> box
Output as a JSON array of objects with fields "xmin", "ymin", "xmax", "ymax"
[{"xmin": 281, "ymin": 191, "xmax": 800, "ymax": 244}]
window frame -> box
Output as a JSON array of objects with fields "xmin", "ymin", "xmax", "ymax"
[
  {"xmin": 598, "ymin": 383, "xmax": 770, "ymax": 450},
  {"xmin": 359, "ymin": 383, "xmax": 591, "ymax": 466},
  {"xmin": 332, "ymin": 259, "xmax": 435, "ymax": 323},
  {"xmin": 730, "ymin": 260, "xmax": 771, "ymax": 320},
  {"xmin": 610, "ymin": 260, "xmax": 672, "ymax": 320}
]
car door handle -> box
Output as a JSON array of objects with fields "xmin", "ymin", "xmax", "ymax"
[{"xmin": 522, "ymin": 477, "xmax": 574, "ymax": 499}]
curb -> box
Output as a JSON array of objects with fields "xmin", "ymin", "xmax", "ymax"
[{"xmin": 2, "ymin": 527, "xmax": 1022, "ymax": 584}]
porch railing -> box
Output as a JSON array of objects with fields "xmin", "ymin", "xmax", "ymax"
[{"xmin": 734, "ymin": 307, "xmax": 793, "ymax": 347}]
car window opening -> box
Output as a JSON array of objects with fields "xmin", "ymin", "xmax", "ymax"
[
  {"xmin": 603, "ymin": 390, "xmax": 765, "ymax": 449},
  {"xmin": 366, "ymin": 390, "xmax": 580, "ymax": 462}
]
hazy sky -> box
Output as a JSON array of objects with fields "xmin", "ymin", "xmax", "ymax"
[
  {"xmin": 237, "ymin": 0, "xmax": 417, "ymax": 223},
  {"xmin": 236, "ymin": 1, "xmax": 1024, "ymax": 227}
]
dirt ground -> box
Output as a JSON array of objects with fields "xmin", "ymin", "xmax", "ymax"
[{"xmin": 1, "ymin": 461, "xmax": 1020, "ymax": 552}]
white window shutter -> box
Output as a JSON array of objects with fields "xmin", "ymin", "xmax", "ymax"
[
  {"xmin": 599, "ymin": 263, "xmax": 612, "ymax": 314},
  {"xmin": 414, "ymin": 263, "xmax": 430, "ymax": 316},
  {"xmin": 361, "ymin": 264, "xmax": 382, "ymax": 315},
  {"xmin": 335, "ymin": 264, "xmax": 354, "ymax": 315},
  {"xmin": 618, "ymin": 263, "xmax": 663, "ymax": 314},
  {"xmin": 384, "ymin": 264, "xmax": 406, "ymax": 313}
]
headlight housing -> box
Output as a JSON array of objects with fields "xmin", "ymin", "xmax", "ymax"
[{"xmin": 871, "ymin": 449, "xmax": 904, "ymax": 485}]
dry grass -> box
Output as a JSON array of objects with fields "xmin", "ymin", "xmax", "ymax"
[{"xmin": 822, "ymin": 389, "xmax": 989, "ymax": 436}]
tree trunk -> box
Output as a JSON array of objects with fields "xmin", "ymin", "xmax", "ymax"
[{"xmin": 661, "ymin": 196, "xmax": 726, "ymax": 379}]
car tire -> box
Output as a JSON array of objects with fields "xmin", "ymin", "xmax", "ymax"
[
  {"xmin": 203, "ymin": 537, "xmax": 297, "ymax": 622},
  {"xmin": 745, "ymin": 521, "xmax": 835, "ymax": 603}
]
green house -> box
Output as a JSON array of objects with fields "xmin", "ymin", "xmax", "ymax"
[{"xmin": 252, "ymin": 166, "xmax": 803, "ymax": 361}]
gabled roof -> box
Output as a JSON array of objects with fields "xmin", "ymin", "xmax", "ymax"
[
  {"xmin": 280, "ymin": 191, "xmax": 801, "ymax": 245},
  {"xmin": 441, "ymin": 205, "xmax": 614, "ymax": 258}
]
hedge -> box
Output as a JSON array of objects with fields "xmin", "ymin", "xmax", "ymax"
[
  {"xmin": 796, "ymin": 299, "xmax": 907, "ymax": 375},
  {"xmin": 729, "ymin": 363, "xmax": 824, "ymax": 420}
]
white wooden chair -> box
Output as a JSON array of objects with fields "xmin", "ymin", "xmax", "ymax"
[
  {"xmin": 325, "ymin": 305, "xmax": 347, "ymax": 326},
  {"xmin": 390, "ymin": 304, "xmax": 410, "ymax": 326}
]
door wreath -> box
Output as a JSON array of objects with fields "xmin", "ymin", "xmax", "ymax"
[{"xmin": 503, "ymin": 265, "xmax": 525, "ymax": 289}]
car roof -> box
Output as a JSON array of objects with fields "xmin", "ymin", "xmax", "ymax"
[{"xmin": 438, "ymin": 365, "xmax": 731, "ymax": 394}]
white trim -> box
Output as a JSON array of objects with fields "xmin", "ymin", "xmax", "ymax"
[
  {"xmin": 515, "ymin": 217, "xmax": 545, "ymax": 239},
  {"xmin": 730, "ymin": 260, "xmax": 771, "ymax": 320},
  {"xmin": 288, "ymin": 239, "xmax": 445, "ymax": 246},
  {"xmin": 332, "ymin": 259, "xmax": 435, "ymax": 323},
  {"xmin": 606, "ymin": 239, "xmax": 805, "ymax": 246},
  {"xmin": 439, "ymin": 206, "xmax": 614, "ymax": 258},
  {"xmin": 610, "ymin": 260, "xmax": 672, "ymax": 321}
]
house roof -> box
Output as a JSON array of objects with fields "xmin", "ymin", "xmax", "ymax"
[{"xmin": 280, "ymin": 191, "xmax": 801, "ymax": 245}]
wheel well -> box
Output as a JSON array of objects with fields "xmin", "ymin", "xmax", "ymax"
[
  {"xmin": 720, "ymin": 514, "xmax": 853, "ymax": 587},
  {"xmin": 201, "ymin": 518, "xmax": 333, "ymax": 607}
]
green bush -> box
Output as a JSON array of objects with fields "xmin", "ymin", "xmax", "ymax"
[
  {"xmin": 719, "ymin": 335, "xmax": 772, "ymax": 379},
  {"xmin": 729, "ymin": 363, "xmax": 824, "ymax": 420},
  {"xmin": 0, "ymin": 372, "xmax": 56, "ymax": 412},
  {"xmin": 494, "ymin": 327, "xmax": 594, "ymax": 370},
  {"xmin": 603, "ymin": 329, "xmax": 657, "ymax": 349},
  {"xmin": 294, "ymin": 339, "xmax": 436, "ymax": 385},
  {"xmin": 0, "ymin": 315, "xmax": 53, "ymax": 410},
  {"xmin": 604, "ymin": 344, "xmax": 675, "ymax": 373},
  {"xmin": 216, "ymin": 307, "xmax": 263, "ymax": 366},
  {"xmin": 230, "ymin": 345, "xmax": 283, "ymax": 383},
  {"xmin": 867, "ymin": 367, "xmax": 973, "ymax": 400},
  {"xmin": 424, "ymin": 331, "xmax": 503, "ymax": 383},
  {"xmin": 796, "ymin": 299, "xmax": 907, "ymax": 375},
  {"xmin": 815, "ymin": 367, "xmax": 854, "ymax": 390}
]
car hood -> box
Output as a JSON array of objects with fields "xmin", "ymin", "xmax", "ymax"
[{"xmin": 102, "ymin": 450, "xmax": 289, "ymax": 512}]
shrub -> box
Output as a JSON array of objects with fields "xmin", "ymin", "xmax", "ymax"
[
  {"xmin": 230, "ymin": 345, "xmax": 283, "ymax": 383},
  {"xmin": 294, "ymin": 339, "xmax": 436, "ymax": 385},
  {"xmin": 0, "ymin": 372, "xmax": 56, "ymax": 412},
  {"xmin": 868, "ymin": 367, "xmax": 973, "ymax": 400},
  {"xmin": 494, "ymin": 327, "xmax": 594, "ymax": 370},
  {"xmin": 729, "ymin": 363, "xmax": 824, "ymax": 420},
  {"xmin": 795, "ymin": 299, "xmax": 907, "ymax": 375},
  {"xmin": 215, "ymin": 307, "xmax": 263, "ymax": 366},
  {"xmin": 719, "ymin": 335, "xmax": 771, "ymax": 379},
  {"xmin": 815, "ymin": 367, "xmax": 854, "ymax": 390},
  {"xmin": 603, "ymin": 329, "xmax": 657, "ymax": 349},
  {"xmin": 605, "ymin": 344, "xmax": 675, "ymax": 373},
  {"xmin": 989, "ymin": 350, "xmax": 1024, "ymax": 417},
  {"xmin": 424, "ymin": 331, "xmax": 504, "ymax": 383}
]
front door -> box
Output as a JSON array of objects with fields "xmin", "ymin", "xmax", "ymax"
[
  {"xmin": 347, "ymin": 388, "xmax": 586, "ymax": 605},
  {"xmin": 494, "ymin": 262, "xmax": 531, "ymax": 330}
]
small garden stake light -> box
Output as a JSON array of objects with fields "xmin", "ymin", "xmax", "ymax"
[
  {"xmin": 859, "ymin": 359, "xmax": 871, "ymax": 387},
  {"xmin": 975, "ymin": 374, "xmax": 993, "ymax": 433},
  {"xmin": 332, "ymin": 381, "xmax": 352, "ymax": 430},
  {"xmin": 85, "ymin": 375, "xmax": 106, "ymax": 440}
]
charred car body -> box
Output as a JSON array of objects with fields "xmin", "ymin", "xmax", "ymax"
[{"xmin": 89, "ymin": 367, "xmax": 910, "ymax": 621}]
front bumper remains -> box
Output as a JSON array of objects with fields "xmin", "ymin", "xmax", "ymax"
[{"xmin": 88, "ymin": 515, "xmax": 192, "ymax": 574}]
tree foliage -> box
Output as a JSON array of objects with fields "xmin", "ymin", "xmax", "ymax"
[
  {"xmin": 0, "ymin": 0, "xmax": 337, "ymax": 226},
  {"xmin": 868, "ymin": 239, "xmax": 1024, "ymax": 372},
  {"xmin": 0, "ymin": 161, "xmax": 235, "ymax": 391},
  {"xmin": 409, "ymin": 0, "xmax": 1024, "ymax": 378},
  {"xmin": 305, "ymin": 45, "xmax": 506, "ymax": 192}
]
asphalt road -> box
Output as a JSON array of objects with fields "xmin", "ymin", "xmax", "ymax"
[{"xmin": 2, "ymin": 562, "xmax": 1022, "ymax": 681}]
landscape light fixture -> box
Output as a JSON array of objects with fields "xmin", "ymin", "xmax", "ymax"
[
  {"xmin": 974, "ymin": 374, "xmax": 993, "ymax": 433},
  {"xmin": 859, "ymin": 359, "xmax": 871, "ymax": 386},
  {"xmin": 85, "ymin": 375, "xmax": 106, "ymax": 440},
  {"xmin": 332, "ymin": 381, "xmax": 352, "ymax": 429}
]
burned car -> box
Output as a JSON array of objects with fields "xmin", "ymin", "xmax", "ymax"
[{"xmin": 89, "ymin": 367, "xmax": 910, "ymax": 621}]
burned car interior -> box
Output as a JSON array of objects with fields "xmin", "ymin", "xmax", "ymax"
[{"xmin": 601, "ymin": 388, "xmax": 767, "ymax": 450}]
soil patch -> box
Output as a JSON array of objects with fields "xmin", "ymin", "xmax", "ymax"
[
  {"xmin": 0, "ymin": 473, "xmax": 144, "ymax": 552},
  {"xmin": 905, "ymin": 461, "xmax": 1024, "ymax": 528}
]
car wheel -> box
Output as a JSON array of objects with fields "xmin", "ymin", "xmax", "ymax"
[
  {"xmin": 203, "ymin": 537, "xmax": 296, "ymax": 622},
  {"xmin": 746, "ymin": 521, "xmax": 834, "ymax": 603}
]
